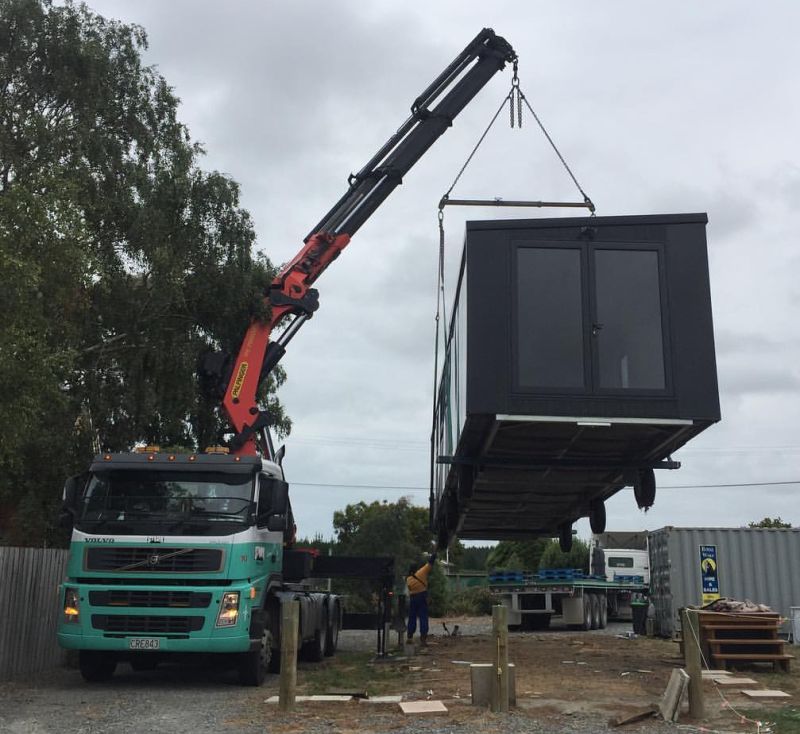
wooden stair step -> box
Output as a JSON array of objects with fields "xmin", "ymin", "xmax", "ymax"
[
  {"xmin": 701, "ymin": 624, "xmax": 779, "ymax": 632},
  {"xmin": 712, "ymin": 655, "xmax": 794, "ymax": 661},
  {"xmin": 708, "ymin": 638, "xmax": 785, "ymax": 646}
]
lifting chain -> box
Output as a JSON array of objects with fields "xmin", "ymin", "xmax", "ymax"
[{"xmin": 509, "ymin": 59, "xmax": 522, "ymax": 129}]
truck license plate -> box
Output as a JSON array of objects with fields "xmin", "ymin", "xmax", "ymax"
[{"xmin": 128, "ymin": 638, "xmax": 160, "ymax": 650}]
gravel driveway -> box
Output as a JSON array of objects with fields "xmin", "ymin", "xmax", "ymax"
[{"xmin": 0, "ymin": 621, "xmax": 672, "ymax": 734}]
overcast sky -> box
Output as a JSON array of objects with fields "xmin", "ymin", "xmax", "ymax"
[{"xmin": 92, "ymin": 1, "xmax": 800, "ymax": 542}]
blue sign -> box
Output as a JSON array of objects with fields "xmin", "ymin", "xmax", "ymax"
[{"xmin": 699, "ymin": 544, "xmax": 719, "ymax": 604}]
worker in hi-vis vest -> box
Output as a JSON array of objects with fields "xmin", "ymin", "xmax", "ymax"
[{"xmin": 405, "ymin": 544, "xmax": 437, "ymax": 646}]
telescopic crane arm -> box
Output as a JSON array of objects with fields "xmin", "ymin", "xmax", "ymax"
[{"xmin": 205, "ymin": 28, "xmax": 516, "ymax": 456}]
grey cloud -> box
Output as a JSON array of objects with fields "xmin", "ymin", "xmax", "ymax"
[{"xmin": 85, "ymin": 0, "xmax": 800, "ymax": 538}]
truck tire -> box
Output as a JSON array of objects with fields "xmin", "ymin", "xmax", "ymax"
[
  {"xmin": 581, "ymin": 595, "xmax": 592, "ymax": 631},
  {"xmin": 79, "ymin": 651, "xmax": 117, "ymax": 682},
  {"xmin": 599, "ymin": 596, "xmax": 608, "ymax": 629},
  {"xmin": 301, "ymin": 606, "xmax": 328, "ymax": 663},
  {"xmin": 590, "ymin": 594, "xmax": 601, "ymax": 630},
  {"xmin": 324, "ymin": 601, "xmax": 339, "ymax": 657},
  {"xmin": 559, "ymin": 523, "xmax": 573, "ymax": 553},
  {"xmin": 634, "ymin": 468, "xmax": 656, "ymax": 509},
  {"xmin": 589, "ymin": 500, "xmax": 606, "ymax": 534},
  {"xmin": 238, "ymin": 623, "xmax": 274, "ymax": 686}
]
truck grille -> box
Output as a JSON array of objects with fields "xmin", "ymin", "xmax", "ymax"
[
  {"xmin": 89, "ymin": 590, "xmax": 212, "ymax": 609},
  {"xmin": 85, "ymin": 547, "xmax": 223, "ymax": 573},
  {"xmin": 91, "ymin": 614, "xmax": 205, "ymax": 634}
]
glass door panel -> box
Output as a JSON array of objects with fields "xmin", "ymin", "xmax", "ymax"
[
  {"xmin": 517, "ymin": 248, "xmax": 585, "ymax": 389},
  {"xmin": 593, "ymin": 249, "xmax": 665, "ymax": 390}
]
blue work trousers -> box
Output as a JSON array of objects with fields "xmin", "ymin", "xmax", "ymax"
[{"xmin": 407, "ymin": 591, "xmax": 429, "ymax": 638}]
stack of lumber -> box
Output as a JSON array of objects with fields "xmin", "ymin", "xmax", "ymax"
[{"xmin": 697, "ymin": 611, "xmax": 793, "ymax": 672}]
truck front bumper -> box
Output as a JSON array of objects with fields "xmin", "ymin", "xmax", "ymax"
[
  {"xmin": 56, "ymin": 582, "xmax": 255, "ymax": 654},
  {"xmin": 57, "ymin": 630, "xmax": 251, "ymax": 653}
]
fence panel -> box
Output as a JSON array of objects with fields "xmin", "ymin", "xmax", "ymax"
[{"xmin": 0, "ymin": 547, "xmax": 69, "ymax": 680}]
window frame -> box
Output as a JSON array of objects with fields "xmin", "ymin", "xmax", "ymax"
[{"xmin": 511, "ymin": 240, "xmax": 673, "ymax": 397}]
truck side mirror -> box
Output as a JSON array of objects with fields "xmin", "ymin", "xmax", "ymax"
[
  {"xmin": 274, "ymin": 445, "xmax": 286, "ymax": 466},
  {"xmin": 266, "ymin": 514, "xmax": 288, "ymax": 532},
  {"xmin": 256, "ymin": 477, "xmax": 289, "ymax": 527},
  {"xmin": 58, "ymin": 509, "xmax": 74, "ymax": 531},
  {"xmin": 266, "ymin": 478, "xmax": 289, "ymax": 516},
  {"xmin": 59, "ymin": 473, "xmax": 87, "ymax": 530}
]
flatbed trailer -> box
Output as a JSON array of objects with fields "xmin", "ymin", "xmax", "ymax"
[{"xmin": 490, "ymin": 577, "xmax": 648, "ymax": 631}]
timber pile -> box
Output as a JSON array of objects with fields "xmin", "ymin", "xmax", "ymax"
[{"xmin": 697, "ymin": 611, "xmax": 793, "ymax": 673}]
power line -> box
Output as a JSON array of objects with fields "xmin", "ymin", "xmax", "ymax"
[
  {"xmin": 290, "ymin": 479, "xmax": 800, "ymax": 493},
  {"xmin": 663, "ymin": 480, "xmax": 800, "ymax": 489},
  {"xmin": 292, "ymin": 481, "xmax": 427, "ymax": 493}
]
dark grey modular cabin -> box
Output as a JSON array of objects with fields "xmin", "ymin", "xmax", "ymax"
[{"xmin": 431, "ymin": 213, "xmax": 720, "ymax": 549}]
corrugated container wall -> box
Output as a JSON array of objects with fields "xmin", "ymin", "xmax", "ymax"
[{"xmin": 648, "ymin": 527, "xmax": 800, "ymax": 637}]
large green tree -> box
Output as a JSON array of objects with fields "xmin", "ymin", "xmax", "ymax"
[
  {"xmin": 748, "ymin": 517, "xmax": 792, "ymax": 529},
  {"xmin": 0, "ymin": 0, "xmax": 288, "ymax": 544},
  {"xmin": 538, "ymin": 538, "xmax": 590, "ymax": 573},
  {"xmin": 332, "ymin": 498, "xmax": 447, "ymax": 614},
  {"xmin": 486, "ymin": 539, "xmax": 549, "ymax": 571}
]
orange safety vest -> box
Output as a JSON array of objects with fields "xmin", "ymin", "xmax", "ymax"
[{"xmin": 406, "ymin": 561, "xmax": 432, "ymax": 595}]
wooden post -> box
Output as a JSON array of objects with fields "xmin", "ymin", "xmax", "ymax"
[
  {"xmin": 491, "ymin": 604, "xmax": 509, "ymax": 713},
  {"xmin": 279, "ymin": 599, "xmax": 300, "ymax": 712},
  {"xmin": 681, "ymin": 608, "xmax": 704, "ymax": 719}
]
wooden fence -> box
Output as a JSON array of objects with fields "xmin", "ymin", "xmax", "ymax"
[{"xmin": 0, "ymin": 546, "xmax": 70, "ymax": 680}]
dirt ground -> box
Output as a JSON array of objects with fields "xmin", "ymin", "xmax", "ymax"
[
  {"xmin": 276, "ymin": 616, "xmax": 800, "ymax": 733},
  {"xmin": 1, "ymin": 616, "xmax": 797, "ymax": 733}
]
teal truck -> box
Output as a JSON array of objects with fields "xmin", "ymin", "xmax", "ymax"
[
  {"xmin": 57, "ymin": 448, "xmax": 339, "ymax": 685},
  {"xmin": 56, "ymin": 29, "xmax": 518, "ymax": 685}
]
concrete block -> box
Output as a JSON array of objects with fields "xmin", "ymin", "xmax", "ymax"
[
  {"xmin": 741, "ymin": 690, "xmax": 791, "ymax": 698},
  {"xmin": 470, "ymin": 662, "xmax": 516, "ymax": 707},
  {"xmin": 659, "ymin": 668, "xmax": 689, "ymax": 723},
  {"xmin": 361, "ymin": 695, "xmax": 403, "ymax": 704},
  {"xmin": 399, "ymin": 700, "xmax": 448, "ymax": 715}
]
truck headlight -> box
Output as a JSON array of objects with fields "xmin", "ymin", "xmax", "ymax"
[
  {"xmin": 63, "ymin": 587, "xmax": 80, "ymax": 623},
  {"xmin": 216, "ymin": 591, "xmax": 240, "ymax": 627}
]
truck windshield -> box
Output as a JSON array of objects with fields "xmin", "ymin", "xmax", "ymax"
[{"xmin": 75, "ymin": 470, "xmax": 255, "ymax": 536}]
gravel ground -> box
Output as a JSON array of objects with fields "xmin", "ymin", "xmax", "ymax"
[{"xmin": 0, "ymin": 621, "xmax": 700, "ymax": 734}]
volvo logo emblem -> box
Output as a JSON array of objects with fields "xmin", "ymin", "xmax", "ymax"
[{"xmin": 148, "ymin": 554, "xmax": 161, "ymax": 567}]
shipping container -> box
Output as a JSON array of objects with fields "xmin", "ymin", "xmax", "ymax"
[
  {"xmin": 431, "ymin": 214, "xmax": 720, "ymax": 547},
  {"xmin": 648, "ymin": 526, "xmax": 800, "ymax": 637}
]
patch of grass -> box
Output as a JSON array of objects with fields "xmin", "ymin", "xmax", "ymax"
[
  {"xmin": 741, "ymin": 706, "xmax": 800, "ymax": 733},
  {"xmin": 446, "ymin": 587, "xmax": 494, "ymax": 616},
  {"xmin": 297, "ymin": 652, "xmax": 407, "ymax": 696}
]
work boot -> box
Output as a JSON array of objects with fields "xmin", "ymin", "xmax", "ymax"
[{"xmin": 420, "ymin": 635, "xmax": 428, "ymax": 647}]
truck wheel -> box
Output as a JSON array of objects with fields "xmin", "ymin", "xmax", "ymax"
[
  {"xmin": 634, "ymin": 468, "xmax": 656, "ymax": 509},
  {"xmin": 238, "ymin": 625, "xmax": 274, "ymax": 686},
  {"xmin": 324, "ymin": 601, "xmax": 339, "ymax": 657},
  {"xmin": 581, "ymin": 595, "xmax": 592, "ymax": 631},
  {"xmin": 590, "ymin": 594, "xmax": 601, "ymax": 630},
  {"xmin": 79, "ymin": 651, "xmax": 117, "ymax": 682},
  {"xmin": 301, "ymin": 606, "xmax": 328, "ymax": 663},
  {"xmin": 599, "ymin": 597, "xmax": 608, "ymax": 629},
  {"xmin": 589, "ymin": 500, "xmax": 606, "ymax": 534},
  {"xmin": 559, "ymin": 523, "xmax": 573, "ymax": 553}
]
